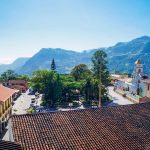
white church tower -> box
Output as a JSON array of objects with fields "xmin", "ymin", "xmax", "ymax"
[
  {"xmin": 134, "ymin": 59, "xmax": 144, "ymax": 77},
  {"xmin": 132, "ymin": 59, "xmax": 144, "ymax": 95}
]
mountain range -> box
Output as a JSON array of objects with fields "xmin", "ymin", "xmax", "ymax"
[
  {"xmin": 0, "ymin": 58, "xmax": 29, "ymax": 74},
  {"xmin": 1, "ymin": 36, "xmax": 150, "ymax": 75}
]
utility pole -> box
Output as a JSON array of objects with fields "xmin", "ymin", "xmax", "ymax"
[{"xmin": 98, "ymin": 63, "xmax": 102, "ymax": 107}]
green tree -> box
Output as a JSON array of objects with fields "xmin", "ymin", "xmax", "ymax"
[
  {"xmin": 51, "ymin": 58, "xmax": 56, "ymax": 71},
  {"xmin": 92, "ymin": 50, "xmax": 110, "ymax": 106},
  {"xmin": 59, "ymin": 74, "xmax": 82, "ymax": 103},
  {"xmin": 0, "ymin": 70, "xmax": 18, "ymax": 81},
  {"xmin": 82, "ymin": 77, "xmax": 103, "ymax": 103},
  {"xmin": 31, "ymin": 70, "xmax": 62, "ymax": 106},
  {"xmin": 114, "ymin": 70, "xmax": 120, "ymax": 74},
  {"xmin": 71, "ymin": 64, "xmax": 92, "ymax": 81},
  {"xmin": 122, "ymin": 72, "xmax": 128, "ymax": 75},
  {"xmin": 17, "ymin": 75, "xmax": 30, "ymax": 81},
  {"xmin": 62, "ymin": 81, "xmax": 82, "ymax": 102},
  {"xmin": 83, "ymin": 77, "xmax": 93, "ymax": 101}
]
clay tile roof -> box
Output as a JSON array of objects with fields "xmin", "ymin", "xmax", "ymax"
[
  {"xmin": 0, "ymin": 85, "xmax": 15, "ymax": 102},
  {"xmin": 139, "ymin": 97, "xmax": 150, "ymax": 103},
  {"xmin": 141, "ymin": 78, "xmax": 150, "ymax": 84},
  {"xmin": 0, "ymin": 140, "xmax": 22, "ymax": 150},
  {"xmin": 118, "ymin": 77, "xmax": 132, "ymax": 83},
  {"xmin": 11, "ymin": 103, "xmax": 150, "ymax": 150},
  {"xmin": 9, "ymin": 80, "xmax": 27, "ymax": 84},
  {"xmin": 135, "ymin": 59, "xmax": 142, "ymax": 64}
]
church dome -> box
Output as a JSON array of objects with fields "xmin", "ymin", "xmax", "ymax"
[{"xmin": 135, "ymin": 59, "xmax": 142, "ymax": 64}]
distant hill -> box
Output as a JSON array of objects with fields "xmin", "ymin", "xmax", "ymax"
[
  {"xmin": 17, "ymin": 48, "xmax": 91, "ymax": 74},
  {"xmin": 105, "ymin": 36, "xmax": 150, "ymax": 74},
  {"xmin": 1, "ymin": 36, "xmax": 150, "ymax": 75},
  {"xmin": 0, "ymin": 57, "xmax": 29, "ymax": 74}
]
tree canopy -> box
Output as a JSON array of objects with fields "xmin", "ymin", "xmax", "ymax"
[
  {"xmin": 0, "ymin": 70, "xmax": 18, "ymax": 81},
  {"xmin": 31, "ymin": 70, "xmax": 62, "ymax": 106},
  {"xmin": 92, "ymin": 50, "xmax": 110, "ymax": 86},
  {"xmin": 71, "ymin": 64, "xmax": 92, "ymax": 81}
]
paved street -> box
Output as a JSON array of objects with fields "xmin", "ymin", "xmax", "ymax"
[
  {"xmin": 12, "ymin": 90, "xmax": 33, "ymax": 115},
  {"xmin": 108, "ymin": 86, "xmax": 133, "ymax": 106},
  {"xmin": 11, "ymin": 87, "xmax": 134, "ymax": 114}
]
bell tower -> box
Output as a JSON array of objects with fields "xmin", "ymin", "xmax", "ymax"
[{"xmin": 135, "ymin": 59, "xmax": 143, "ymax": 76}]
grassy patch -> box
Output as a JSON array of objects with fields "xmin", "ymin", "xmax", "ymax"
[
  {"xmin": 82, "ymin": 100, "xmax": 92, "ymax": 106},
  {"xmin": 27, "ymin": 107, "xmax": 35, "ymax": 113},
  {"xmin": 40, "ymin": 99, "xmax": 46, "ymax": 106},
  {"xmin": 72, "ymin": 100, "xmax": 79, "ymax": 107},
  {"xmin": 80, "ymin": 99, "xmax": 85, "ymax": 103},
  {"xmin": 92, "ymin": 101, "xmax": 98, "ymax": 106}
]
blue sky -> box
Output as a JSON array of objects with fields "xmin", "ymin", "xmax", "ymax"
[{"xmin": 0, "ymin": 0, "xmax": 150, "ymax": 64}]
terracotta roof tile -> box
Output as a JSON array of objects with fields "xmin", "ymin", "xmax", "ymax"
[
  {"xmin": 0, "ymin": 140, "xmax": 22, "ymax": 150},
  {"xmin": 11, "ymin": 103, "xmax": 150, "ymax": 150},
  {"xmin": 0, "ymin": 85, "xmax": 15, "ymax": 102},
  {"xmin": 141, "ymin": 78, "xmax": 150, "ymax": 84},
  {"xmin": 139, "ymin": 97, "xmax": 150, "ymax": 103},
  {"xmin": 118, "ymin": 77, "xmax": 132, "ymax": 83},
  {"xmin": 9, "ymin": 80, "xmax": 27, "ymax": 84}
]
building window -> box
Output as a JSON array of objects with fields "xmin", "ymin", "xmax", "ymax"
[
  {"xmin": 148, "ymin": 85, "xmax": 150, "ymax": 91},
  {"xmin": 2, "ymin": 104, "xmax": 5, "ymax": 113},
  {"xmin": 138, "ymin": 69, "xmax": 141, "ymax": 73}
]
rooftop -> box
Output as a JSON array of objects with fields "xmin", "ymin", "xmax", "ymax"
[
  {"xmin": 0, "ymin": 85, "xmax": 16, "ymax": 102},
  {"xmin": 0, "ymin": 140, "xmax": 22, "ymax": 150},
  {"xmin": 139, "ymin": 97, "xmax": 150, "ymax": 103},
  {"xmin": 118, "ymin": 77, "xmax": 133, "ymax": 83},
  {"xmin": 9, "ymin": 80, "xmax": 27, "ymax": 84},
  {"xmin": 11, "ymin": 103, "xmax": 150, "ymax": 150},
  {"xmin": 141, "ymin": 78, "xmax": 150, "ymax": 84}
]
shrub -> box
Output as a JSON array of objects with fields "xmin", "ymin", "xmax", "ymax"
[
  {"xmin": 92, "ymin": 101, "xmax": 98, "ymax": 106},
  {"xmin": 27, "ymin": 107, "xmax": 35, "ymax": 113},
  {"xmin": 82, "ymin": 100, "xmax": 91, "ymax": 106},
  {"xmin": 72, "ymin": 100, "xmax": 79, "ymax": 107},
  {"xmin": 40, "ymin": 99, "xmax": 46, "ymax": 106}
]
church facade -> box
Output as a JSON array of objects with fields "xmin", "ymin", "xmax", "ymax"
[
  {"xmin": 132, "ymin": 60, "xmax": 150, "ymax": 99},
  {"xmin": 131, "ymin": 60, "xmax": 144, "ymax": 96},
  {"xmin": 114, "ymin": 59, "xmax": 150, "ymax": 102}
]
